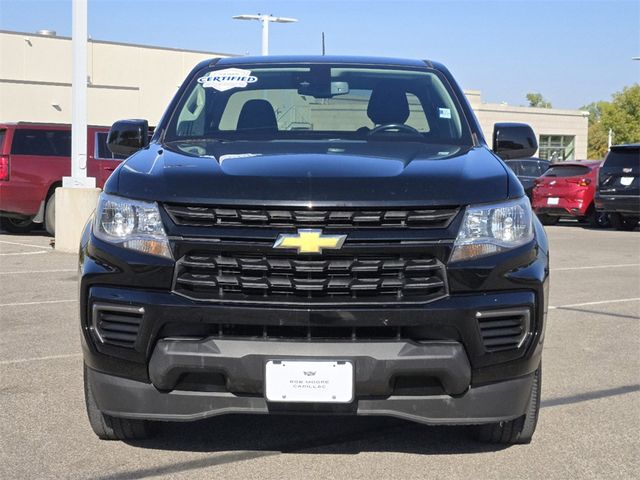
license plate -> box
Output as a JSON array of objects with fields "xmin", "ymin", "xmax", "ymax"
[
  {"xmin": 620, "ymin": 176, "xmax": 634, "ymax": 186},
  {"xmin": 547, "ymin": 197, "xmax": 559, "ymax": 205},
  {"xmin": 265, "ymin": 360, "xmax": 354, "ymax": 403}
]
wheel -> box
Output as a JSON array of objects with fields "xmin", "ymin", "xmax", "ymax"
[
  {"xmin": 0, "ymin": 216, "xmax": 36, "ymax": 233},
  {"xmin": 586, "ymin": 208, "xmax": 610, "ymax": 229},
  {"xmin": 475, "ymin": 364, "xmax": 541, "ymax": 444},
  {"xmin": 84, "ymin": 364, "xmax": 154, "ymax": 440},
  {"xmin": 44, "ymin": 191, "xmax": 56, "ymax": 236},
  {"xmin": 610, "ymin": 213, "xmax": 639, "ymax": 231},
  {"xmin": 537, "ymin": 214, "xmax": 559, "ymax": 226}
]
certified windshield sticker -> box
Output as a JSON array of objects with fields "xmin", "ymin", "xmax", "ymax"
[
  {"xmin": 438, "ymin": 107, "xmax": 452, "ymax": 119},
  {"xmin": 197, "ymin": 68, "xmax": 258, "ymax": 91}
]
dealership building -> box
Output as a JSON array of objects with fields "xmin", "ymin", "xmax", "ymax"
[{"xmin": 0, "ymin": 29, "xmax": 589, "ymax": 160}]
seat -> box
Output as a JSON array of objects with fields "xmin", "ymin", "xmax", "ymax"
[
  {"xmin": 236, "ymin": 99, "xmax": 278, "ymax": 133},
  {"xmin": 367, "ymin": 84, "xmax": 410, "ymax": 125}
]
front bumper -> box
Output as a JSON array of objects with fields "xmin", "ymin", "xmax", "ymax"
[
  {"xmin": 87, "ymin": 364, "xmax": 535, "ymax": 425},
  {"xmin": 533, "ymin": 201, "xmax": 590, "ymax": 218}
]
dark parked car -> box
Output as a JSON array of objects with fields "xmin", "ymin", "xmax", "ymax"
[
  {"xmin": 532, "ymin": 161, "xmax": 608, "ymax": 227},
  {"xmin": 80, "ymin": 56, "xmax": 548, "ymax": 445},
  {"xmin": 505, "ymin": 158, "xmax": 551, "ymax": 200},
  {"xmin": 595, "ymin": 144, "xmax": 639, "ymax": 231}
]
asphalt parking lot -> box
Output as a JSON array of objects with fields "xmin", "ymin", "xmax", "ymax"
[{"xmin": 1, "ymin": 223, "xmax": 638, "ymax": 479}]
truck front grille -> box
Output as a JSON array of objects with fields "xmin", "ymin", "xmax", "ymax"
[
  {"xmin": 173, "ymin": 252, "xmax": 448, "ymax": 305},
  {"xmin": 164, "ymin": 204, "xmax": 459, "ymax": 229}
]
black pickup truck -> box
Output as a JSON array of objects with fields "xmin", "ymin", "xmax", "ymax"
[{"xmin": 80, "ymin": 56, "xmax": 549, "ymax": 444}]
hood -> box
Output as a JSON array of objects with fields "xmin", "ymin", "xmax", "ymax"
[{"xmin": 108, "ymin": 140, "xmax": 516, "ymax": 206}]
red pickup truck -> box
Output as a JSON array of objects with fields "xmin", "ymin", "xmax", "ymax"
[{"xmin": 0, "ymin": 122, "xmax": 126, "ymax": 235}]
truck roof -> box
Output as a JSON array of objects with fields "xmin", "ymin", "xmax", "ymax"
[
  {"xmin": 0, "ymin": 122, "xmax": 110, "ymax": 129},
  {"xmin": 213, "ymin": 55, "xmax": 441, "ymax": 69},
  {"xmin": 610, "ymin": 144, "xmax": 640, "ymax": 151}
]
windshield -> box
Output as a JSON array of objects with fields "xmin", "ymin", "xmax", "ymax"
[
  {"xmin": 542, "ymin": 165, "xmax": 591, "ymax": 177},
  {"xmin": 604, "ymin": 149, "xmax": 640, "ymax": 170},
  {"xmin": 164, "ymin": 64, "xmax": 472, "ymax": 146}
]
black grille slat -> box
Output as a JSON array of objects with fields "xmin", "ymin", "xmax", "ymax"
[
  {"xmin": 476, "ymin": 309, "xmax": 530, "ymax": 353},
  {"xmin": 174, "ymin": 253, "xmax": 448, "ymax": 304},
  {"xmin": 480, "ymin": 326, "xmax": 524, "ymax": 338},
  {"xmin": 101, "ymin": 331, "xmax": 138, "ymax": 342},
  {"xmin": 165, "ymin": 205, "xmax": 459, "ymax": 229},
  {"xmin": 93, "ymin": 305, "xmax": 143, "ymax": 349},
  {"xmin": 99, "ymin": 313, "xmax": 141, "ymax": 325},
  {"xmin": 214, "ymin": 323, "xmax": 402, "ymax": 340},
  {"xmin": 100, "ymin": 322, "xmax": 140, "ymax": 334}
]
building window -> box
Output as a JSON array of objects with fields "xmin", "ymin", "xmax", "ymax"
[{"xmin": 538, "ymin": 135, "xmax": 575, "ymax": 162}]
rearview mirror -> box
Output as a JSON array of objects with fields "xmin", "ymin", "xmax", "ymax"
[
  {"xmin": 492, "ymin": 123, "xmax": 538, "ymax": 160},
  {"xmin": 298, "ymin": 81, "xmax": 350, "ymax": 98},
  {"xmin": 107, "ymin": 119, "xmax": 149, "ymax": 156}
]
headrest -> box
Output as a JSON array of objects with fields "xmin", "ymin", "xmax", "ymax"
[
  {"xmin": 367, "ymin": 84, "xmax": 410, "ymax": 125},
  {"xmin": 237, "ymin": 99, "xmax": 278, "ymax": 133}
]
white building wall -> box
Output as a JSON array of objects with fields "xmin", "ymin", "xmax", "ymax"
[
  {"xmin": 0, "ymin": 30, "xmax": 234, "ymax": 126},
  {"xmin": 465, "ymin": 91, "xmax": 589, "ymax": 159}
]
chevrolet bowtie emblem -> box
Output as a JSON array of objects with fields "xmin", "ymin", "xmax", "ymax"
[{"xmin": 273, "ymin": 229, "xmax": 347, "ymax": 254}]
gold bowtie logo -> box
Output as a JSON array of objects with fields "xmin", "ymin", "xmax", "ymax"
[{"xmin": 273, "ymin": 229, "xmax": 347, "ymax": 254}]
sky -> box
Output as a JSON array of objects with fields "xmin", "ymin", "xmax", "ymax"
[{"xmin": 1, "ymin": 0, "xmax": 638, "ymax": 109}]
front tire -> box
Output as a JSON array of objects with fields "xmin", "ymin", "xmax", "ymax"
[
  {"xmin": 84, "ymin": 364, "xmax": 154, "ymax": 440},
  {"xmin": 586, "ymin": 207, "xmax": 610, "ymax": 229},
  {"xmin": 475, "ymin": 365, "xmax": 541, "ymax": 444},
  {"xmin": 0, "ymin": 216, "xmax": 36, "ymax": 233},
  {"xmin": 44, "ymin": 192, "xmax": 56, "ymax": 236}
]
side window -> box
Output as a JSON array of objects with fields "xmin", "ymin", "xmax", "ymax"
[
  {"xmin": 51, "ymin": 130, "xmax": 71, "ymax": 156},
  {"xmin": 176, "ymin": 85, "xmax": 207, "ymax": 137},
  {"xmin": 405, "ymin": 93, "xmax": 430, "ymax": 133},
  {"xmin": 11, "ymin": 129, "xmax": 71, "ymax": 156},
  {"xmin": 506, "ymin": 162, "xmax": 521, "ymax": 175},
  {"xmin": 0, "ymin": 129, "xmax": 6, "ymax": 152},
  {"xmin": 538, "ymin": 162, "xmax": 550, "ymax": 175},
  {"xmin": 520, "ymin": 161, "xmax": 541, "ymax": 177},
  {"xmin": 95, "ymin": 132, "xmax": 127, "ymax": 160}
]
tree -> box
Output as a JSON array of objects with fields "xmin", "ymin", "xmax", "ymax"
[
  {"xmin": 582, "ymin": 84, "xmax": 640, "ymax": 159},
  {"xmin": 526, "ymin": 92, "xmax": 552, "ymax": 108},
  {"xmin": 581, "ymin": 101, "xmax": 608, "ymax": 159}
]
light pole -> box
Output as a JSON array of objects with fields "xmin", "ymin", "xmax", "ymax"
[
  {"xmin": 56, "ymin": 0, "xmax": 100, "ymax": 253},
  {"xmin": 232, "ymin": 14, "xmax": 298, "ymax": 55},
  {"xmin": 65, "ymin": 0, "xmax": 94, "ymax": 188}
]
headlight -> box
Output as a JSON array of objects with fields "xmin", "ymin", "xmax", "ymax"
[
  {"xmin": 450, "ymin": 197, "xmax": 534, "ymax": 262},
  {"xmin": 94, "ymin": 193, "xmax": 172, "ymax": 259}
]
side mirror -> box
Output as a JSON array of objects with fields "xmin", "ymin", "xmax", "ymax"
[
  {"xmin": 107, "ymin": 119, "xmax": 149, "ymax": 156},
  {"xmin": 492, "ymin": 123, "xmax": 538, "ymax": 160}
]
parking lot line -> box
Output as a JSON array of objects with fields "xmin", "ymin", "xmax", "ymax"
[
  {"xmin": 552, "ymin": 263, "xmax": 640, "ymax": 271},
  {"xmin": 0, "ymin": 299, "xmax": 76, "ymax": 307},
  {"xmin": 0, "ymin": 251, "xmax": 49, "ymax": 256},
  {"xmin": 0, "ymin": 269, "xmax": 76, "ymax": 275},
  {"xmin": 550, "ymin": 297, "xmax": 640, "ymax": 309},
  {"xmin": 0, "ymin": 353, "xmax": 81, "ymax": 366},
  {"xmin": 0, "ymin": 239, "xmax": 50, "ymax": 250}
]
